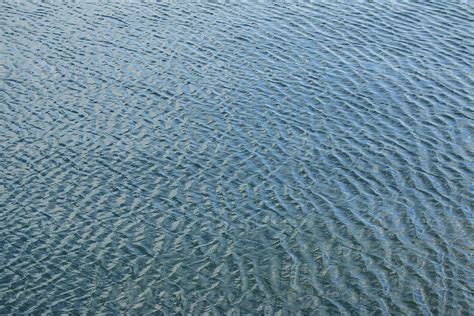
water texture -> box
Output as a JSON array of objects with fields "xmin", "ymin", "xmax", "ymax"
[{"xmin": 1, "ymin": 1, "xmax": 473, "ymax": 314}]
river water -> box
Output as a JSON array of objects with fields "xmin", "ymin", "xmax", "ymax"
[{"xmin": 1, "ymin": 2, "xmax": 473, "ymax": 314}]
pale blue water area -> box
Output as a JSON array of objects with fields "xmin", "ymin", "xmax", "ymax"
[{"xmin": 1, "ymin": 1, "xmax": 473, "ymax": 314}]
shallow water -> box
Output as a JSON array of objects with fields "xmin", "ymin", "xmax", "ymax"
[{"xmin": 1, "ymin": 1, "xmax": 473, "ymax": 314}]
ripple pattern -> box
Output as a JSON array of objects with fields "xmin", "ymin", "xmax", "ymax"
[{"xmin": 1, "ymin": 1, "xmax": 473, "ymax": 314}]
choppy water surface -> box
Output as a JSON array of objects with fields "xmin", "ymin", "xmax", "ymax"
[{"xmin": 1, "ymin": 1, "xmax": 473, "ymax": 314}]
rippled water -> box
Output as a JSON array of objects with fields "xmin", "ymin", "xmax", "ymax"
[{"xmin": 1, "ymin": 1, "xmax": 473, "ymax": 314}]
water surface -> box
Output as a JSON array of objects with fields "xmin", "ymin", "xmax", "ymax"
[{"xmin": 1, "ymin": 1, "xmax": 473, "ymax": 314}]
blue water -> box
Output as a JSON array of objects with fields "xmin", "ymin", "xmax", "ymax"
[{"xmin": 1, "ymin": 1, "xmax": 473, "ymax": 314}]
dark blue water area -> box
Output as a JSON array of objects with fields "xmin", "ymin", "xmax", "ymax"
[{"xmin": 0, "ymin": 1, "xmax": 473, "ymax": 314}]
